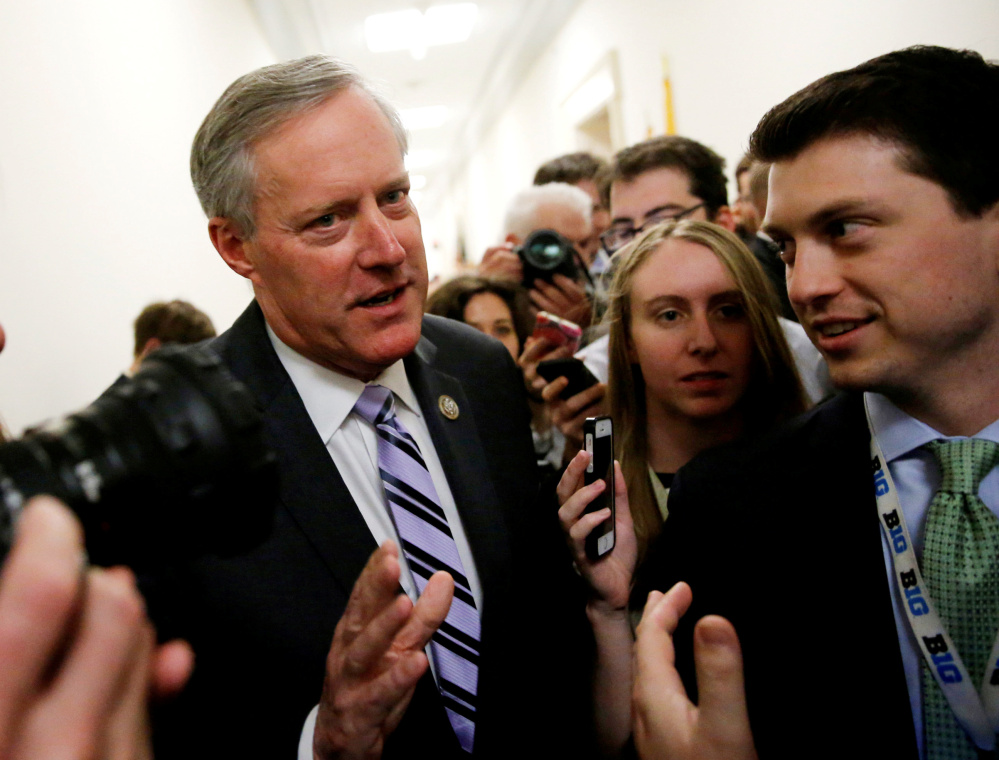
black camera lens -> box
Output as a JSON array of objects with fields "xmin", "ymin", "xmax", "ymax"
[
  {"xmin": 517, "ymin": 228, "xmax": 580, "ymax": 285},
  {"xmin": 523, "ymin": 231, "xmax": 568, "ymax": 267},
  {"xmin": 0, "ymin": 345, "xmax": 277, "ymax": 568}
]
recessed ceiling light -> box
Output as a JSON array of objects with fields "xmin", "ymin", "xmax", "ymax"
[
  {"xmin": 400, "ymin": 106, "xmax": 451, "ymax": 131},
  {"xmin": 365, "ymin": 3, "xmax": 478, "ymax": 59}
]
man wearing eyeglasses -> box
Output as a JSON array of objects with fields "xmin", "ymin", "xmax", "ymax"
[{"xmin": 600, "ymin": 136, "xmax": 734, "ymax": 257}]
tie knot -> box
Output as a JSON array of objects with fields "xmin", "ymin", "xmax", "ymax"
[
  {"xmin": 353, "ymin": 384, "xmax": 395, "ymax": 426},
  {"xmin": 925, "ymin": 438, "xmax": 999, "ymax": 495}
]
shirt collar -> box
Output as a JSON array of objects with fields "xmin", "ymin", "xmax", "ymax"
[
  {"xmin": 865, "ymin": 391, "xmax": 999, "ymax": 462},
  {"xmin": 266, "ymin": 323, "xmax": 421, "ymax": 444}
]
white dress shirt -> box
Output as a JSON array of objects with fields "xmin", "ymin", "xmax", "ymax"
[
  {"xmin": 869, "ymin": 392, "xmax": 999, "ymax": 759},
  {"xmin": 264, "ymin": 327, "xmax": 483, "ymax": 759}
]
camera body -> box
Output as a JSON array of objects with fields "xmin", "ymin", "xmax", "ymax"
[
  {"xmin": 516, "ymin": 228, "xmax": 581, "ymax": 286},
  {"xmin": 0, "ymin": 345, "xmax": 277, "ymax": 568}
]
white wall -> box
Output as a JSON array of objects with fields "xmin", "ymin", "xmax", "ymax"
[
  {"xmin": 0, "ymin": 0, "xmax": 275, "ymax": 435},
  {"xmin": 442, "ymin": 0, "xmax": 999, "ymax": 265}
]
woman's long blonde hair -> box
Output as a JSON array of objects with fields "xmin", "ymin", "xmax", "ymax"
[{"xmin": 604, "ymin": 220, "xmax": 809, "ymax": 557}]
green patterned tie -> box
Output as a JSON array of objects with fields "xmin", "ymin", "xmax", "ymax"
[{"xmin": 921, "ymin": 439, "xmax": 999, "ymax": 760}]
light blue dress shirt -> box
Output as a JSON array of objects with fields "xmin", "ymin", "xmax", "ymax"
[{"xmin": 869, "ymin": 392, "xmax": 999, "ymax": 758}]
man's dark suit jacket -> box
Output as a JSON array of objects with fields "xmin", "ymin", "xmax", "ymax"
[
  {"xmin": 633, "ymin": 392, "xmax": 919, "ymax": 759},
  {"xmin": 149, "ymin": 302, "xmax": 587, "ymax": 759}
]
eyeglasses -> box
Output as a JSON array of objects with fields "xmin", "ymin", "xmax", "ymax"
[{"xmin": 600, "ymin": 202, "xmax": 707, "ymax": 254}]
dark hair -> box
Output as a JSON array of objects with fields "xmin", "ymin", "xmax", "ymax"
[
  {"xmin": 608, "ymin": 136, "xmax": 729, "ymax": 218},
  {"xmin": 533, "ymin": 152, "xmax": 608, "ymax": 188},
  {"xmin": 425, "ymin": 276, "xmax": 533, "ymax": 351},
  {"xmin": 750, "ymin": 45, "xmax": 999, "ymax": 217},
  {"xmin": 134, "ymin": 300, "xmax": 216, "ymax": 356}
]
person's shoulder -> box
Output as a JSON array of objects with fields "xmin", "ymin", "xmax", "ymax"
[
  {"xmin": 674, "ymin": 391, "xmax": 865, "ymax": 497},
  {"xmin": 418, "ymin": 314, "xmax": 516, "ymax": 372}
]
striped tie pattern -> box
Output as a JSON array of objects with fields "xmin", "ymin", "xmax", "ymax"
[{"xmin": 353, "ymin": 384, "xmax": 480, "ymax": 753}]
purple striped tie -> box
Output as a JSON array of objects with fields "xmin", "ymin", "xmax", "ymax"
[{"xmin": 353, "ymin": 384, "xmax": 479, "ymax": 753}]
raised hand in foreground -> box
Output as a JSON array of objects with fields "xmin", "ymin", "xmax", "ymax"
[{"xmin": 633, "ymin": 583, "xmax": 757, "ymax": 760}]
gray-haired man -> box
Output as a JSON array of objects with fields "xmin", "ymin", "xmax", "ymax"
[{"xmin": 150, "ymin": 56, "xmax": 584, "ymax": 760}]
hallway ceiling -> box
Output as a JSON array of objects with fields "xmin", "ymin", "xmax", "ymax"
[{"xmin": 249, "ymin": 0, "xmax": 580, "ymax": 205}]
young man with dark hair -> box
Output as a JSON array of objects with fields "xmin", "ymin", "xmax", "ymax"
[
  {"xmin": 603, "ymin": 136, "xmax": 731, "ymax": 236},
  {"xmin": 130, "ymin": 299, "xmax": 216, "ymax": 373},
  {"xmin": 632, "ymin": 45, "xmax": 999, "ymax": 760}
]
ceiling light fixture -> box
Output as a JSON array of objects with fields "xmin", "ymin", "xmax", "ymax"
[{"xmin": 365, "ymin": 3, "xmax": 478, "ymax": 60}]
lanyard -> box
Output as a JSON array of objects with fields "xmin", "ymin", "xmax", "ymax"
[{"xmin": 866, "ymin": 396, "xmax": 999, "ymax": 749}]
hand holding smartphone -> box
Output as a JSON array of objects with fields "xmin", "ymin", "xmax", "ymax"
[
  {"xmin": 532, "ymin": 311, "xmax": 582, "ymax": 353},
  {"xmin": 582, "ymin": 416, "xmax": 615, "ymax": 560},
  {"xmin": 536, "ymin": 358, "xmax": 598, "ymax": 400}
]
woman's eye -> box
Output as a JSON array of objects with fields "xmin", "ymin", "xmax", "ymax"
[
  {"xmin": 718, "ymin": 304, "xmax": 746, "ymax": 319},
  {"xmin": 658, "ymin": 310, "xmax": 680, "ymax": 322}
]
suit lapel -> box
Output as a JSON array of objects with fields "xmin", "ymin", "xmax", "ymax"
[
  {"xmin": 404, "ymin": 334, "xmax": 513, "ymax": 605},
  {"xmin": 806, "ymin": 394, "xmax": 918, "ymax": 753},
  {"xmin": 217, "ymin": 303, "xmax": 379, "ymax": 597}
]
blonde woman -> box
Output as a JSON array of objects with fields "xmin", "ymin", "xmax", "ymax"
[{"xmin": 556, "ymin": 219, "xmax": 808, "ymax": 753}]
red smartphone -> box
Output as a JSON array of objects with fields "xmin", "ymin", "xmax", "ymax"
[{"xmin": 532, "ymin": 311, "xmax": 582, "ymax": 354}]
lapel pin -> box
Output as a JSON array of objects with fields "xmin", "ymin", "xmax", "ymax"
[{"xmin": 438, "ymin": 395, "xmax": 459, "ymax": 420}]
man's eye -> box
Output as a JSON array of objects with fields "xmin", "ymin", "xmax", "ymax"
[
  {"xmin": 773, "ymin": 238, "xmax": 795, "ymax": 263},
  {"xmin": 828, "ymin": 219, "xmax": 863, "ymax": 239},
  {"xmin": 384, "ymin": 189, "xmax": 408, "ymax": 204},
  {"xmin": 313, "ymin": 213, "xmax": 337, "ymax": 228}
]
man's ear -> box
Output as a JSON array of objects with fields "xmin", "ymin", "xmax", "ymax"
[
  {"xmin": 711, "ymin": 206, "xmax": 737, "ymax": 233},
  {"xmin": 209, "ymin": 217, "xmax": 256, "ymax": 279},
  {"xmin": 138, "ymin": 337, "xmax": 162, "ymax": 359}
]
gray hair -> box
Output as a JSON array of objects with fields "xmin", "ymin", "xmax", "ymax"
[
  {"xmin": 501, "ymin": 182, "xmax": 592, "ymax": 239},
  {"xmin": 190, "ymin": 55, "xmax": 408, "ymax": 238}
]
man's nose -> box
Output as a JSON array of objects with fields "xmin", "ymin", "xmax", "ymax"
[
  {"xmin": 355, "ymin": 206, "xmax": 407, "ymax": 268},
  {"xmin": 787, "ymin": 243, "xmax": 842, "ymax": 313}
]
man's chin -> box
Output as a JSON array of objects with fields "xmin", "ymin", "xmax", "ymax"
[{"xmin": 352, "ymin": 323, "xmax": 423, "ymax": 380}]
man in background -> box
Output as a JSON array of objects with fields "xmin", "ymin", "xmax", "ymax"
[
  {"xmin": 479, "ymin": 182, "xmax": 597, "ymax": 327},
  {"xmin": 534, "ymin": 151, "xmax": 612, "ymax": 272},
  {"xmin": 128, "ymin": 299, "xmax": 216, "ymax": 374}
]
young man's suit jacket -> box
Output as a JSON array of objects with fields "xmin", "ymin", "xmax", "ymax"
[
  {"xmin": 633, "ymin": 392, "xmax": 919, "ymax": 759},
  {"xmin": 150, "ymin": 302, "xmax": 588, "ymax": 759}
]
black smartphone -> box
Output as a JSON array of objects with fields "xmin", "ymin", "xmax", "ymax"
[
  {"xmin": 536, "ymin": 358, "xmax": 598, "ymax": 400},
  {"xmin": 582, "ymin": 416, "xmax": 615, "ymax": 560}
]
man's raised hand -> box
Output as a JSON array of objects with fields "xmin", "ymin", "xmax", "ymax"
[{"xmin": 313, "ymin": 541, "xmax": 453, "ymax": 760}]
